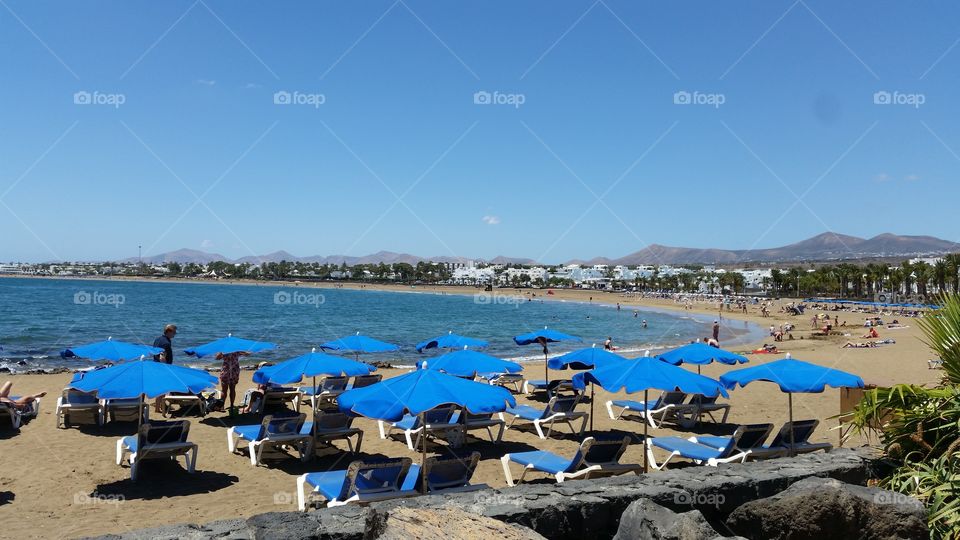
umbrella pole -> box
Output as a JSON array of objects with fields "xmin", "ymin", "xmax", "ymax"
[
  {"xmin": 590, "ymin": 385, "xmax": 594, "ymax": 432},
  {"xmin": 544, "ymin": 352, "xmax": 548, "ymax": 384},
  {"xmin": 138, "ymin": 394, "xmax": 144, "ymax": 429},
  {"xmin": 788, "ymin": 393, "xmax": 795, "ymax": 457},
  {"xmin": 310, "ymin": 376, "xmax": 317, "ymax": 459},
  {"xmin": 643, "ymin": 389, "xmax": 649, "ymax": 474},
  {"xmin": 420, "ymin": 412, "xmax": 427, "ymax": 494}
]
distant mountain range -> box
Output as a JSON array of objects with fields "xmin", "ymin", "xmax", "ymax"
[
  {"xmin": 119, "ymin": 232, "xmax": 956, "ymax": 266},
  {"xmin": 570, "ymin": 233, "xmax": 958, "ymax": 266},
  {"xmin": 121, "ymin": 249, "xmax": 535, "ymax": 266}
]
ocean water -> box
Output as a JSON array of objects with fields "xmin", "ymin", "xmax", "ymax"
[{"xmin": 0, "ymin": 277, "xmax": 764, "ymax": 372}]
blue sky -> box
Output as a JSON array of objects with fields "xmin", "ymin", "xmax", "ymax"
[{"xmin": 1, "ymin": 1, "xmax": 958, "ymax": 263}]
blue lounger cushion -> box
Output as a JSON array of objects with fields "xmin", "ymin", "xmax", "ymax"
[
  {"xmin": 232, "ymin": 425, "xmax": 267, "ymax": 442},
  {"xmin": 504, "ymin": 405, "xmax": 543, "ymax": 420},
  {"xmin": 120, "ymin": 435, "xmax": 139, "ymax": 452},
  {"xmin": 611, "ymin": 399, "xmax": 654, "ymax": 411},
  {"xmin": 694, "ymin": 435, "xmax": 732, "ymax": 449},
  {"xmin": 651, "ymin": 437, "xmax": 723, "ymax": 461},
  {"xmin": 506, "ymin": 451, "xmax": 572, "ymax": 475}
]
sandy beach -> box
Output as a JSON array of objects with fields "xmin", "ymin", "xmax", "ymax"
[{"xmin": 0, "ymin": 284, "xmax": 942, "ymax": 539}]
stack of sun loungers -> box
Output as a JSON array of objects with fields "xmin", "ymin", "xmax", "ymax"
[
  {"xmin": 606, "ymin": 391, "xmax": 732, "ymax": 428},
  {"xmin": 645, "ymin": 419, "xmax": 832, "ymax": 470},
  {"xmin": 56, "ymin": 389, "xmax": 102, "ymax": 428},
  {"xmin": 296, "ymin": 452, "xmax": 485, "ymax": 511}
]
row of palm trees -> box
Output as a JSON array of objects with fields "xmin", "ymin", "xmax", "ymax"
[{"xmin": 767, "ymin": 254, "xmax": 960, "ymax": 300}]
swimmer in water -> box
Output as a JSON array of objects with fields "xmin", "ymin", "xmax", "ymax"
[{"xmin": 642, "ymin": 319, "xmax": 648, "ymax": 328}]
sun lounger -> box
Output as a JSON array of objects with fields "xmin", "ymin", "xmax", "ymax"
[
  {"xmin": 499, "ymin": 395, "xmax": 588, "ymax": 439},
  {"xmin": 303, "ymin": 411, "xmax": 363, "ymax": 453},
  {"xmin": 606, "ymin": 391, "xmax": 694, "ymax": 428},
  {"xmin": 692, "ymin": 420, "xmax": 829, "ymax": 458},
  {"xmin": 227, "ymin": 413, "xmax": 312, "ymax": 465},
  {"xmin": 161, "ymin": 392, "xmax": 207, "ymax": 417},
  {"xmin": 261, "ymin": 387, "xmax": 301, "ymax": 413},
  {"xmin": 405, "ymin": 452, "xmax": 487, "ymax": 493},
  {"xmin": 296, "ymin": 376, "xmax": 348, "ymax": 410},
  {"xmin": 478, "ymin": 372, "xmax": 524, "ymax": 393},
  {"xmin": 296, "ymin": 457, "xmax": 420, "ymax": 510},
  {"xmin": 102, "ymin": 398, "xmax": 148, "ymax": 424},
  {"xmin": 501, "ymin": 436, "xmax": 640, "ymax": 485},
  {"xmin": 645, "ymin": 423, "xmax": 774, "ymax": 470},
  {"xmin": 349, "ymin": 374, "xmax": 382, "ymax": 389},
  {"xmin": 0, "ymin": 399, "xmax": 38, "ymax": 430},
  {"xmin": 450, "ymin": 409, "xmax": 506, "ymax": 443},
  {"xmin": 689, "ymin": 394, "xmax": 731, "ymax": 424},
  {"xmin": 116, "ymin": 420, "xmax": 197, "ymax": 481},
  {"xmin": 377, "ymin": 405, "xmax": 461, "ymax": 450},
  {"xmin": 56, "ymin": 389, "xmax": 103, "ymax": 428}
]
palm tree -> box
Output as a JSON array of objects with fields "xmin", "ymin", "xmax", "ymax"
[
  {"xmin": 946, "ymin": 254, "xmax": 960, "ymax": 293},
  {"xmin": 935, "ymin": 259, "xmax": 949, "ymax": 294}
]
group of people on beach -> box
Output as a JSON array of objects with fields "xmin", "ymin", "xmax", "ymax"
[{"xmin": 150, "ymin": 323, "xmax": 246, "ymax": 413}]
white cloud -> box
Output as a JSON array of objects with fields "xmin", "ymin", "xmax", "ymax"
[
  {"xmin": 195, "ymin": 79, "xmax": 216, "ymax": 86},
  {"xmin": 905, "ymin": 173, "xmax": 920, "ymax": 181},
  {"xmin": 200, "ymin": 239, "xmax": 215, "ymax": 249},
  {"xmin": 244, "ymin": 82, "xmax": 261, "ymax": 89},
  {"xmin": 873, "ymin": 173, "xmax": 890, "ymax": 182},
  {"xmin": 482, "ymin": 215, "xmax": 501, "ymax": 225}
]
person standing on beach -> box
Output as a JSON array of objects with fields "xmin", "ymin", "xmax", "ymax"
[
  {"xmin": 153, "ymin": 324, "xmax": 176, "ymax": 364},
  {"xmin": 216, "ymin": 350, "xmax": 248, "ymax": 413},
  {"xmin": 712, "ymin": 320, "xmax": 720, "ymax": 343},
  {"xmin": 152, "ymin": 324, "xmax": 176, "ymax": 414}
]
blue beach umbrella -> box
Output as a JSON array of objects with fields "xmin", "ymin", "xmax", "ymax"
[
  {"xmin": 719, "ymin": 354, "xmax": 864, "ymax": 454},
  {"xmin": 658, "ymin": 342, "xmax": 748, "ymax": 374},
  {"xmin": 253, "ymin": 348, "xmax": 376, "ymax": 385},
  {"xmin": 415, "ymin": 331, "xmax": 489, "ymax": 353},
  {"xmin": 548, "ymin": 345, "xmax": 628, "ymax": 370},
  {"xmin": 514, "ymin": 327, "xmax": 583, "ymax": 382},
  {"xmin": 70, "ymin": 359, "xmax": 218, "ymax": 426},
  {"xmin": 338, "ymin": 369, "xmax": 516, "ymax": 492},
  {"xmin": 321, "ymin": 332, "xmax": 399, "ymax": 360},
  {"xmin": 549, "ymin": 345, "xmax": 628, "ymax": 431},
  {"xmin": 184, "ymin": 334, "xmax": 277, "ymax": 358},
  {"xmin": 573, "ymin": 355, "xmax": 729, "ymax": 472},
  {"xmin": 418, "ymin": 348, "xmax": 522, "ymax": 378},
  {"xmin": 61, "ymin": 337, "xmax": 162, "ymax": 362}
]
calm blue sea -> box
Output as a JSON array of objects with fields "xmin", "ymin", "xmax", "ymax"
[{"xmin": 0, "ymin": 278, "xmax": 764, "ymax": 372}]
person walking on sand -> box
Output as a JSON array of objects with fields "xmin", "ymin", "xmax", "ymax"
[{"xmin": 216, "ymin": 350, "xmax": 248, "ymax": 412}]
